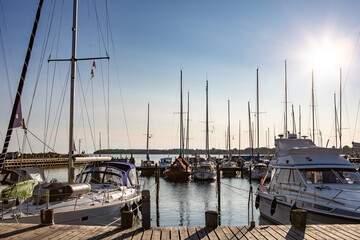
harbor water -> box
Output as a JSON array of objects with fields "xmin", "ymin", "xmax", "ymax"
[{"xmin": 43, "ymin": 154, "xmax": 265, "ymax": 227}]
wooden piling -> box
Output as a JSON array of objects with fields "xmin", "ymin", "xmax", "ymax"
[
  {"xmin": 141, "ymin": 190, "xmax": 151, "ymax": 230},
  {"xmin": 40, "ymin": 209, "xmax": 54, "ymax": 225},
  {"xmin": 205, "ymin": 211, "xmax": 218, "ymax": 228},
  {"xmin": 121, "ymin": 211, "xmax": 134, "ymax": 229},
  {"xmin": 290, "ymin": 209, "xmax": 307, "ymax": 228}
]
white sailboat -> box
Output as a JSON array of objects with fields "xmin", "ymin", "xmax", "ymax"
[
  {"xmin": 0, "ymin": 0, "xmax": 141, "ymax": 226},
  {"xmin": 193, "ymin": 80, "xmax": 216, "ymax": 181}
]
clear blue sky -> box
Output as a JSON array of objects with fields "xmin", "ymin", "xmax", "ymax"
[{"xmin": 1, "ymin": 0, "xmax": 360, "ymax": 154}]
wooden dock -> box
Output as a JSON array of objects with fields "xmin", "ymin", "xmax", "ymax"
[{"xmin": 0, "ymin": 223, "xmax": 359, "ymax": 239}]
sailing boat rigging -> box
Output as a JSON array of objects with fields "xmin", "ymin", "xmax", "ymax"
[
  {"xmin": 0, "ymin": 0, "xmax": 141, "ymax": 226},
  {"xmin": 163, "ymin": 69, "xmax": 191, "ymax": 182},
  {"xmin": 193, "ymin": 80, "xmax": 216, "ymax": 181}
]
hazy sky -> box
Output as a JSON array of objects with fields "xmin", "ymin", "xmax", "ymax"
[{"xmin": 1, "ymin": 0, "xmax": 360, "ymax": 154}]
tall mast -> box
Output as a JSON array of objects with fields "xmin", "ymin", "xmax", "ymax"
[
  {"xmin": 256, "ymin": 68, "xmax": 259, "ymax": 152},
  {"xmin": 285, "ymin": 60, "xmax": 288, "ymax": 138},
  {"xmin": 68, "ymin": 0, "xmax": 78, "ymax": 183},
  {"xmin": 292, "ymin": 104, "xmax": 296, "ymax": 134},
  {"xmin": 340, "ymin": 68, "xmax": 342, "ymax": 149},
  {"xmin": 239, "ymin": 120, "xmax": 241, "ymax": 156},
  {"xmin": 248, "ymin": 102, "xmax": 253, "ymax": 155},
  {"xmin": 186, "ymin": 91, "xmax": 190, "ymax": 157},
  {"xmin": 312, "ymin": 69, "xmax": 315, "ymax": 144},
  {"xmin": 146, "ymin": 103, "xmax": 150, "ymax": 161},
  {"xmin": 228, "ymin": 100, "xmax": 231, "ymax": 158},
  {"xmin": 179, "ymin": 69, "xmax": 183, "ymax": 157},
  {"xmin": 298, "ymin": 105, "xmax": 301, "ymax": 138},
  {"xmin": 0, "ymin": 0, "xmax": 44, "ymax": 172},
  {"xmin": 334, "ymin": 93, "xmax": 338, "ymax": 148},
  {"xmin": 206, "ymin": 81, "xmax": 209, "ymax": 159}
]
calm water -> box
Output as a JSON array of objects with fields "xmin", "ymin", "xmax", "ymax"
[{"xmin": 44, "ymin": 154, "xmax": 265, "ymax": 227}]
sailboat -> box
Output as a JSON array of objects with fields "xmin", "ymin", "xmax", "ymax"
[
  {"xmin": 0, "ymin": 0, "xmax": 141, "ymax": 226},
  {"xmin": 140, "ymin": 103, "xmax": 154, "ymax": 169},
  {"xmin": 163, "ymin": 69, "xmax": 191, "ymax": 182},
  {"xmin": 220, "ymin": 100, "xmax": 238, "ymax": 176},
  {"xmin": 193, "ymin": 80, "xmax": 216, "ymax": 181}
]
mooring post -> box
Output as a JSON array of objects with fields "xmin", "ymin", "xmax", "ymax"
[
  {"xmin": 121, "ymin": 210, "xmax": 134, "ymax": 229},
  {"xmin": 205, "ymin": 210, "xmax": 218, "ymax": 228},
  {"xmin": 40, "ymin": 209, "xmax": 54, "ymax": 225},
  {"xmin": 291, "ymin": 209, "xmax": 307, "ymax": 228},
  {"xmin": 141, "ymin": 190, "xmax": 151, "ymax": 229}
]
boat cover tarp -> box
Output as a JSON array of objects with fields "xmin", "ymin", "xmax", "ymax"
[{"xmin": 1, "ymin": 180, "xmax": 38, "ymax": 198}]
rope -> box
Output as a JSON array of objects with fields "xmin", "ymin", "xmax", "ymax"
[
  {"xmin": 220, "ymin": 181, "xmax": 249, "ymax": 200},
  {"xmin": 105, "ymin": 3, "xmax": 132, "ymax": 149},
  {"xmin": 24, "ymin": 127, "xmax": 56, "ymax": 153},
  {"xmin": 220, "ymin": 181, "xmax": 251, "ymax": 193}
]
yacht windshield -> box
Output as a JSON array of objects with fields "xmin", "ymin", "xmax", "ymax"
[
  {"xmin": 300, "ymin": 169, "xmax": 341, "ymax": 184},
  {"xmin": 334, "ymin": 169, "xmax": 360, "ymax": 184}
]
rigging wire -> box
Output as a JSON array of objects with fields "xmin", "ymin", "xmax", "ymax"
[
  {"xmin": 104, "ymin": 1, "xmax": 132, "ymax": 149},
  {"xmin": 76, "ymin": 64, "xmax": 96, "ymax": 151},
  {"xmin": 26, "ymin": 0, "xmax": 56, "ymax": 152},
  {"xmin": 352, "ymin": 100, "xmax": 360, "ymax": 142}
]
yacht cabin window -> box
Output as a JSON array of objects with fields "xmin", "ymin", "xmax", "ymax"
[
  {"xmin": 334, "ymin": 169, "xmax": 360, "ymax": 184},
  {"xmin": 275, "ymin": 169, "xmax": 303, "ymax": 185},
  {"xmin": 300, "ymin": 169, "xmax": 341, "ymax": 184}
]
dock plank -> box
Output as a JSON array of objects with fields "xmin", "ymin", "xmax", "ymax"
[
  {"xmin": 254, "ymin": 226, "xmax": 276, "ymax": 240},
  {"xmin": 266, "ymin": 225, "xmax": 297, "ymax": 240},
  {"xmin": 305, "ymin": 225, "xmax": 336, "ymax": 240},
  {"xmin": 219, "ymin": 226, "xmax": 235, "ymax": 240},
  {"xmin": 214, "ymin": 226, "xmax": 227, "ymax": 239},
  {"xmin": 276, "ymin": 225, "xmax": 314, "ymax": 240},
  {"xmin": 141, "ymin": 228, "xmax": 153, "ymax": 240},
  {"xmin": 204, "ymin": 227, "xmax": 218, "ymax": 239},
  {"xmin": 170, "ymin": 227, "xmax": 180, "ymax": 240},
  {"xmin": 160, "ymin": 227, "xmax": 170, "ymax": 240},
  {"xmin": 131, "ymin": 227, "xmax": 144, "ymax": 240},
  {"xmin": 239, "ymin": 226, "xmax": 257, "ymax": 240},
  {"xmin": 228, "ymin": 226, "xmax": 243, "ymax": 239},
  {"xmin": 151, "ymin": 227, "xmax": 161, "ymax": 240},
  {"xmin": 187, "ymin": 226, "xmax": 199, "ymax": 240},
  {"xmin": 179, "ymin": 226, "xmax": 189, "ymax": 239},
  {"xmin": 333, "ymin": 224, "xmax": 359, "ymax": 239},
  {"xmin": 195, "ymin": 226, "xmax": 209, "ymax": 240},
  {"xmin": 324, "ymin": 225, "xmax": 357, "ymax": 240}
]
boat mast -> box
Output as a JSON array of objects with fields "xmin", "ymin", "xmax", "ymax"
[
  {"xmin": 146, "ymin": 103, "xmax": 150, "ymax": 161},
  {"xmin": 239, "ymin": 120, "xmax": 241, "ymax": 156},
  {"xmin": 179, "ymin": 69, "xmax": 183, "ymax": 158},
  {"xmin": 292, "ymin": 104, "xmax": 296, "ymax": 134},
  {"xmin": 206, "ymin": 81, "xmax": 210, "ymax": 160},
  {"xmin": 312, "ymin": 69, "xmax": 315, "ymax": 144},
  {"xmin": 334, "ymin": 93, "xmax": 338, "ymax": 148},
  {"xmin": 256, "ymin": 68, "xmax": 260, "ymax": 153},
  {"xmin": 0, "ymin": 0, "xmax": 44, "ymax": 172},
  {"xmin": 285, "ymin": 60, "xmax": 288, "ymax": 138},
  {"xmin": 248, "ymin": 102, "xmax": 253, "ymax": 155},
  {"xmin": 340, "ymin": 68, "xmax": 342, "ymax": 149},
  {"xmin": 68, "ymin": 0, "xmax": 79, "ymax": 183},
  {"xmin": 298, "ymin": 105, "xmax": 301, "ymax": 138},
  {"xmin": 228, "ymin": 100, "xmax": 231, "ymax": 158},
  {"xmin": 186, "ymin": 91, "xmax": 190, "ymax": 157}
]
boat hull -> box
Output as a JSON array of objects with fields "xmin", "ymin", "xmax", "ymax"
[
  {"xmin": 258, "ymin": 193, "xmax": 360, "ymax": 225},
  {"xmin": 193, "ymin": 172, "xmax": 216, "ymax": 181},
  {"xmin": 163, "ymin": 167, "xmax": 189, "ymax": 182},
  {"xmin": 0, "ymin": 194, "xmax": 141, "ymax": 226}
]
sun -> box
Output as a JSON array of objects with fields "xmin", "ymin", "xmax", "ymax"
[{"xmin": 299, "ymin": 34, "xmax": 352, "ymax": 76}]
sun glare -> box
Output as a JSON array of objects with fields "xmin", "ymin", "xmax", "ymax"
[{"xmin": 300, "ymin": 34, "xmax": 353, "ymax": 76}]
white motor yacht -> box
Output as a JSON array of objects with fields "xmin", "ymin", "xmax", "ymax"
[{"xmin": 256, "ymin": 134, "xmax": 360, "ymax": 224}]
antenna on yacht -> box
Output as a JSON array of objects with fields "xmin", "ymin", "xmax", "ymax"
[
  {"xmin": 284, "ymin": 60, "xmax": 288, "ymax": 138},
  {"xmin": 340, "ymin": 68, "xmax": 342, "ymax": 149},
  {"xmin": 312, "ymin": 68, "xmax": 315, "ymax": 144}
]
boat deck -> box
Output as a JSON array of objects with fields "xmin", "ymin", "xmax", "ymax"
[{"xmin": 0, "ymin": 223, "xmax": 359, "ymax": 239}]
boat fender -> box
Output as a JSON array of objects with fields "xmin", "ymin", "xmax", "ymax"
[
  {"xmin": 270, "ymin": 198, "xmax": 277, "ymax": 216},
  {"xmin": 122, "ymin": 204, "xmax": 130, "ymax": 212},
  {"xmin": 132, "ymin": 203, "xmax": 138, "ymax": 216},
  {"xmin": 255, "ymin": 195, "xmax": 260, "ymax": 209},
  {"xmin": 289, "ymin": 203, "xmax": 298, "ymax": 222}
]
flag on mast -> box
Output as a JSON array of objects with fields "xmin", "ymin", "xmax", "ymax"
[
  {"xmin": 12, "ymin": 100, "xmax": 23, "ymax": 129},
  {"xmin": 91, "ymin": 69, "xmax": 94, "ymax": 79}
]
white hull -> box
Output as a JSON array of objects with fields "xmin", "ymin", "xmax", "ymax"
[
  {"xmin": 1, "ymin": 194, "xmax": 141, "ymax": 226},
  {"xmin": 193, "ymin": 172, "xmax": 216, "ymax": 181},
  {"xmin": 258, "ymin": 193, "xmax": 360, "ymax": 225}
]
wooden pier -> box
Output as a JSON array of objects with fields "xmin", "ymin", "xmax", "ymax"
[{"xmin": 0, "ymin": 223, "xmax": 359, "ymax": 239}]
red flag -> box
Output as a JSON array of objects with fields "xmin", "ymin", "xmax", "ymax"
[
  {"xmin": 92, "ymin": 61, "xmax": 96, "ymax": 69},
  {"xmin": 91, "ymin": 69, "xmax": 94, "ymax": 79}
]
